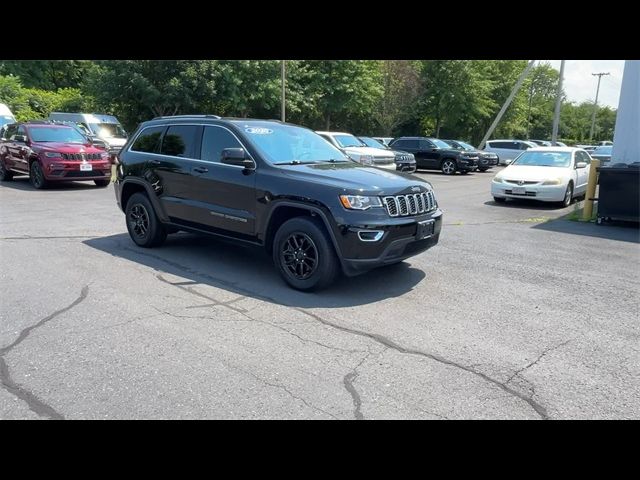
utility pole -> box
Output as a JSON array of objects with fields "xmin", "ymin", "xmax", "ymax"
[
  {"xmin": 478, "ymin": 60, "xmax": 536, "ymax": 150},
  {"xmin": 281, "ymin": 60, "xmax": 286, "ymax": 122},
  {"xmin": 526, "ymin": 63, "xmax": 537, "ymax": 139},
  {"xmin": 551, "ymin": 60, "xmax": 565, "ymax": 144},
  {"xmin": 589, "ymin": 72, "xmax": 610, "ymax": 141}
]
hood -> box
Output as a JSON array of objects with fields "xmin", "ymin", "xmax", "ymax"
[
  {"xmin": 33, "ymin": 142, "xmax": 104, "ymax": 154},
  {"xmin": 499, "ymin": 165, "xmax": 570, "ymax": 182},
  {"xmin": 343, "ymin": 146, "xmax": 395, "ymax": 159},
  {"xmin": 101, "ymin": 137, "xmax": 127, "ymax": 147},
  {"xmin": 276, "ymin": 162, "xmax": 431, "ymax": 196}
]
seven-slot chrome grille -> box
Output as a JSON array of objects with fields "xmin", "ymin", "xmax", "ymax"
[
  {"xmin": 61, "ymin": 153, "xmax": 102, "ymax": 160},
  {"xmin": 383, "ymin": 191, "xmax": 437, "ymax": 217}
]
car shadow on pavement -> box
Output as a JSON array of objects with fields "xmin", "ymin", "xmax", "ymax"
[
  {"xmin": 84, "ymin": 232, "xmax": 427, "ymax": 308},
  {"xmin": 532, "ymin": 218, "xmax": 640, "ymax": 244},
  {"xmin": 483, "ymin": 199, "xmax": 573, "ymax": 211},
  {"xmin": 0, "ymin": 177, "xmax": 103, "ymax": 191}
]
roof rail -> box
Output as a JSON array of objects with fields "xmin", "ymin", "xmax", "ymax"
[
  {"xmin": 151, "ymin": 114, "xmax": 222, "ymax": 120},
  {"xmin": 26, "ymin": 120, "xmax": 54, "ymax": 124}
]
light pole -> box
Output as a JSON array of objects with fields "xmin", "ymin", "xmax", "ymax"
[
  {"xmin": 551, "ymin": 60, "xmax": 565, "ymax": 144},
  {"xmin": 589, "ymin": 72, "xmax": 610, "ymax": 141},
  {"xmin": 281, "ymin": 60, "xmax": 286, "ymax": 122}
]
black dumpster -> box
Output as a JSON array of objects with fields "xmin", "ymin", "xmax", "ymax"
[{"xmin": 596, "ymin": 164, "xmax": 640, "ymax": 223}]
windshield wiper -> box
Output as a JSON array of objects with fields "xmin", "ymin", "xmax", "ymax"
[{"xmin": 273, "ymin": 160, "xmax": 317, "ymax": 165}]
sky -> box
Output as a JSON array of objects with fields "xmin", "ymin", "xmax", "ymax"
[{"xmin": 546, "ymin": 60, "xmax": 625, "ymax": 109}]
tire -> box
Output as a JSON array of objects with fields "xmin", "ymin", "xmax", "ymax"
[
  {"xmin": 460, "ymin": 170, "xmax": 469, "ymax": 175},
  {"xmin": 0, "ymin": 158, "xmax": 13, "ymax": 181},
  {"xmin": 30, "ymin": 161, "xmax": 48, "ymax": 189},
  {"xmin": 441, "ymin": 159, "xmax": 457, "ymax": 175},
  {"xmin": 494, "ymin": 196, "xmax": 506, "ymax": 203},
  {"xmin": 272, "ymin": 216, "xmax": 339, "ymax": 291},
  {"xmin": 478, "ymin": 167, "xmax": 488, "ymax": 172},
  {"xmin": 94, "ymin": 179, "xmax": 111, "ymax": 187},
  {"xmin": 561, "ymin": 182, "xmax": 574, "ymax": 208},
  {"xmin": 125, "ymin": 192, "xmax": 167, "ymax": 248}
]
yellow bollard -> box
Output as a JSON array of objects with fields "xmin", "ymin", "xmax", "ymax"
[{"xmin": 582, "ymin": 158, "xmax": 601, "ymax": 221}]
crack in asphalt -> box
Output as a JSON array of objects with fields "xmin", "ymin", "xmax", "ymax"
[
  {"xmin": 343, "ymin": 351, "xmax": 373, "ymax": 420},
  {"xmin": 0, "ymin": 286, "xmax": 89, "ymax": 420},
  {"xmin": 156, "ymin": 274, "xmax": 362, "ymax": 354},
  {"xmin": 118, "ymin": 243, "xmax": 550, "ymax": 419},
  {"xmin": 505, "ymin": 340, "xmax": 572, "ymax": 386}
]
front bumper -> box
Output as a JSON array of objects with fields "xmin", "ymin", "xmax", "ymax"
[
  {"xmin": 491, "ymin": 182, "xmax": 566, "ymax": 202},
  {"xmin": 43, "ymin": 160, "xmax": 112, "ymax": 181},
  {"xmin": 479, "ymin": 156, "xmax": 499, "ymax": 168},
  {"xmin": 396, "ymin": 161, "xmax": 417, "ymax": 173},
  {"xmin": 338, "ymin": 208, "xmax": 443, "ymax": 276},
  {"xmin": 458, "ymin": 158, "xmax": 478, "ymax": 171}
]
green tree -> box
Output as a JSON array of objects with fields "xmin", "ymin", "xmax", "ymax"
[
  {"xmin": 0, "ymin": 61, "xmax": 96, "ymax": 90},
  {"xmin": 374, "ymin": 60, "xmax": 422, "ymax": 136}
]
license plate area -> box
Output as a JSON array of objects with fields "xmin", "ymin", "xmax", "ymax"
[
  {"xmin": 511, "ymin": 186, "xmax": 526, "ymax": 194},
  {"xmin": 80, "ymin": 163, "xmax": 93, "ymax": 171},
  {"xmin": 416, "ymin": 219, "xmax": 435, "ymax": 239}
]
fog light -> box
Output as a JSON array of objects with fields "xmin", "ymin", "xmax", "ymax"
[{"xmin": 357, "ymin": 230, "xmax": 384, "ymax": 242}]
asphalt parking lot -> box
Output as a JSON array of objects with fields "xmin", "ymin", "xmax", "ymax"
[{"xmin": 1, "ymin": 167, "xmax": 639, "ymax": 419}]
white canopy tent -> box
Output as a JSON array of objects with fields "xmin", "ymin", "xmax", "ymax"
[{"xmin": 611, "ymin": 60, "xmax": 639, "ymax": 165}]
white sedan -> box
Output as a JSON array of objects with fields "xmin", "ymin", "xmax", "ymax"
[{"xmin": 491, "ymin": 147, "xmax": 592, "ymax": 207}]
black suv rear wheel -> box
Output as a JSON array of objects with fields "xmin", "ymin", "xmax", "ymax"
[
  {"xmin": 0, "ymin": 159, "xmax": 13, "ymax": 181},
  {"xmin": 125, "ymin": 192, "xmax": 167, "ymax": 248},
  {"xmin": 273, "ymin": 217, "xmax": 339, "ymax": 291}
]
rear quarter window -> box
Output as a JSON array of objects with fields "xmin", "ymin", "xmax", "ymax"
[{"xmin": 131, "ymin": 126, "xmax": 166, "ymax": 153}]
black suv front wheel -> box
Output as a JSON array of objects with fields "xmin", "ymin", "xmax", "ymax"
[
  {"xmin": 441, "ymin": 159, "xmax": 457, "ymax": 175},
  {"xmin": 273, "ymin": 217, "xmax": 339, "ymax": 291},
  {"xmin": 125, "ymin": 192, "xmax": 167, "ymax": 248}
]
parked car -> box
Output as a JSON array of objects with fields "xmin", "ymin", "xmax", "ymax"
[
  {"xmin": 115, "ymin": 116, "xmax": 442, "ymax": 291},
  {"xmin": 529, "ymin": 139, "xmax": 553, "ymax": 146},
  {"xmin": 389, "ymin": 137, "xmax": 479, "ymax": 175},
  {"xmin": 590, "ymin": 145, "xmax": 612, "ymax": 165},
  {"xmin": 491, "ymin": 147, "xmax": 592, "ymax": 207},
  {"xmin": 316, "ymin": 131, "xmax": 397, "ymax": 170},
  {"xmin": 358, "ymin": 136, "xmax": 416, "ymax": 172},
  {"xmin": 441, "ymin": 139, "xmax": 498, "ymax": 172},
  {"xmin": 48, "ymin": 112, "xmax": 128, "ymax": 159},
  {"xmin": 49, "ymin": 120, "xmax": 110, "ymax": 151},
  {"xmin": 552, "ymin": 141, "xmax": 568, "ymax": 147},
  {"xmin": 483, "ymin": 140, "xmax": 537, "ymax": 165},
  {"xmin": 0, "ymin": 103, "xmax": 16, "ymax": 129},
  {"xmin": 576, "ymin": 144, "xmax": 598, "ymax": 152},
  {"xmin": 373, "ymin": 137, "xmax": 394, "ymax": 146},
  {"xmin": 0, "ymin": 121, "xmax": 112, "ymax": 188}
]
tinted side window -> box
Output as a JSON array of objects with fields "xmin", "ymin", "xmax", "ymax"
[
  {"xmin": 419, "ymin": 140, "xmax": 435, "ymax": 149},
  {"xmin": 518, "ymin": 142, "xmax": 530, "ymax": 150},
  {"xmin": 200, "ymin": 126, "xmax": 242, "ymax": 163},
  {"xmin": 131, "ymin": 126, "xmax": 165, "ymax": 153},
  {"xmin": 160, "ymin": 125, "xmax": 198, "ymax": 158},
  {"xmin": 489, "ymin": 141, "xmax": 507, "ymax": 149},
  {"xmin": 394, "ymin": 139, "xmax": 419, "ymax": 149}
]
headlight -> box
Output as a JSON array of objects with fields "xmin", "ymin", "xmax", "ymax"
[
  {"xmin": 492, "ymin": 175, "xmax": 504, "ymax": 183},
  {"xmin": 100, "ymin": 152, "xmax": 110, "ymax": 160},
  {"xmin": 542, "ymin": 178, "xmax": 563, "ymax": 185},
  {"xmin": 44, "ymin": 152, "xmax": 62, "ymax": 158},
  {"xmin": 339, "ymin": 195, "xmax": 382, "ymax": 210}
]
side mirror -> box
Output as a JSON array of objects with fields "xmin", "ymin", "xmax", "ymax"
[
  {"xmin": 14, "ymin": 135, "xmax": 27, "ymax": 143},
  {"xmin": 221, "ymin": 148, "xmax": 255, "ymax": 169},
  {"xmin": 576, "ymin": 162, "xmax": 587, "ymax": 169}
]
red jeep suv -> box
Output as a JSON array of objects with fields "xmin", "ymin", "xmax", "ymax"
[{"xmin": 0, "ymin": 121, "xmax": 112, "ymax": 189}]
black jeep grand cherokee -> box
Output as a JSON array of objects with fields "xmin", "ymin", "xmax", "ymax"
[{"xmin": 114, "ymin": 116, "xmax": 442, "ymax": 291}]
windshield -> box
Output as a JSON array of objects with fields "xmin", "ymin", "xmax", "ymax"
[
  {"xmin": 449, "ymin": 140, "xmax": 475, "ymax": 151},
  {"xmin": 0, "ymin": 116, "xmax": 15, "ymax": 128},
  {"xmin": 29, "ymin": 126, "xmax": 87, "ymax": 143},
  {"xmin": 431, "ymin": 138, "xmax": 452, "ymax": 149},
  {"xmin": 334, "ymin": 134, "xmax": 366, "ymax": 148},
  {"xmin": 512, "ymin": 150, "xmax": 571, "ymax": 167},
  {"xmin": 88, "ymin": 123, "xmax": 127, "ymax": 138},
  {"xmin": 239, "ymin": 123, "xmax": 351, "ymax": 164},
  {"xmin": 359, "ymin": 136, "xmax": 388, "ymax": 149},
  {"xmin": 593, "ymin": 146, "xmax": 612, "ymax": 154}
]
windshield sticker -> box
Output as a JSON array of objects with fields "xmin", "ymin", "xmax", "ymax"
[{"xmin": 245, "ymin": 127, "xmax": 273, "ymax": 135}]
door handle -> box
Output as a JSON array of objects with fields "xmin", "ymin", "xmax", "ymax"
[
  {"xmin": 193, "ymin": 167, "xmax": 208, "ymax": 174},
  {"xmin": 149, "ymin": 160, "xmax": 161, "ymax": 165}
]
